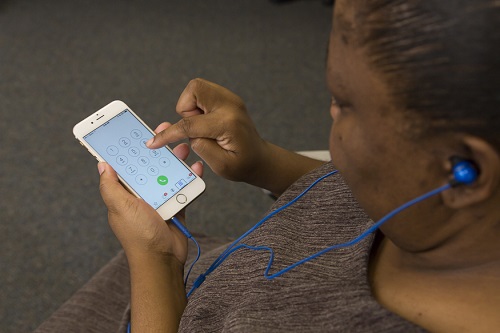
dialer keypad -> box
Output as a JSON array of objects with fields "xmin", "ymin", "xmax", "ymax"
[{"xmin": 106, "ymin": 129, "xmax": 172, "ymax": 186}]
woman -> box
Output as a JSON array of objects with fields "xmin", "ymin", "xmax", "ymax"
[{"xmin": 37, "ymin": 0, "xmax": 500, "ymax": 332}]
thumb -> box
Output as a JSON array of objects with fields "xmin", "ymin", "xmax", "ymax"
[{"xmin": 98, "ymin": 162, "xmax": 134, "ymax": 212}]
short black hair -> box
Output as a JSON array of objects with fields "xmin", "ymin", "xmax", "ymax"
[{"xmin": 355, "ymin": 0, "xmax": 500, "ymax": 148}]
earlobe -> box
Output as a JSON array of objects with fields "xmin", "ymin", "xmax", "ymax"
[{"xmin": 441, "ymin": 136, "xmax": 500, "ymax": 209}]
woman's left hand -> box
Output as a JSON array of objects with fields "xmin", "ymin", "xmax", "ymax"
[{"xmin": 98, "ymin": 122, "xmax": 203, "ymax": 265}]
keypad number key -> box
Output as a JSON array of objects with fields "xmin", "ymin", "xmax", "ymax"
[
  {"xmin": 137, "ymin": 156, "xmax": 150, "ymax": 167},
  {"xmin": 119, "ymin": 137, "xmax": 131, "ymax": 148},
  {"xmin": 149, "ymin": 149, "xmax": 161, "ymax": 158},
  {"xmin": 140, "ymin": 138, "xmax": 150, "ymax": 149},
  {"xmin": 147, "ymin": 166, "xmax": 159, "ymax": 176},
  {"xmin": 128, "ymin": 146, "xmax": 140, "ymax": 157},
  {"xmin": 125, "ymin": 164, "xmax": 138, "ymax": 175},
  {"xmin": 116, "ymin": 155, "xmax": 128, "ymax": 166},
  {"xmin": 106, "ymin": 145, "xmax": 119, "ymax": 156},
  {"xmin": 130, "ymin": 129, "xmax": 142, "ymax": 140}
]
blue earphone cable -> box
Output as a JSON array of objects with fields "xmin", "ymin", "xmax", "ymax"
[
  {"xmin": 169, "ymin": 216, "xmax": 202, "ymax": 285},
  {"xmin": 184, "ymin": 236, "xmax": 201, "ymax": 285},
  {"xmin": 187, "ymin": 179, "xmax": 452, "ymax": 297}
]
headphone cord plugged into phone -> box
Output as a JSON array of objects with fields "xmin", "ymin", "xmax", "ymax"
[{"xmin": 170, "ymin": 216, "xmax": 202, "ymax": 286}]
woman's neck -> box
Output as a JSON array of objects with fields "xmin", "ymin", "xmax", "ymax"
[{"xmin": 368, "ymin": 203, "xmax": 500, "ymax": 332}]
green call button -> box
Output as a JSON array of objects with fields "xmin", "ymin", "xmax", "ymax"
[{"xmin": 157, "ymin": 175, "xmax": 168, "ymax": 186}]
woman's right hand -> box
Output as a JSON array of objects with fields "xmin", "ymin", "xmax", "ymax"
[{"xmin": 147, "ymin": 78, "xmax": 270, "ymax": 185}]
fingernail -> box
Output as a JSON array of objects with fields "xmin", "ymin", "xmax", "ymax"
[
  {"xmin": 97, "ymin": 162, "xmax": 106, "ymax": 175},
  {"xmin": 146, "ymin": 137, "xmax": 154, "ymax": 147},
  {"xmin": 197, "ymin": 160, "xmax": 204, "ymax": 166}
]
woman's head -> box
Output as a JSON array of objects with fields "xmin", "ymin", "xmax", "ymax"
[
  {"xmin": 355, "ymin": 0, "xmax": 500, "ymax": 147},
  {"xmin": 327, "ymin": 0, "xmax": 500, "ymax": 251}
]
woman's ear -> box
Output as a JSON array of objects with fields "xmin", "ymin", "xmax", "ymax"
[{"xmin": 442, "ymin": 136, "xmax": 500, "ymax": 209}]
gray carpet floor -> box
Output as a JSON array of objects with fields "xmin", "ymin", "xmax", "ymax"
[{"xmin": 0, "ymin": 0, "xmax": 332, "ymax": 331}]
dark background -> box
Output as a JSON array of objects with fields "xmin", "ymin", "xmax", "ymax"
[{"xmin": 0, "ymin": 0, "xmax": 332, "ymax": 331}]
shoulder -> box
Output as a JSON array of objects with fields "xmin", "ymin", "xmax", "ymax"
[{"xmin": 275, "ymin": 162, "xmax": 366, "ymax": 218}]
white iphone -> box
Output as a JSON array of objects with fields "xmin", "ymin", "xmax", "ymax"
[{"xmin": 73, "ymin": 100, "xmax": 206, "ymax": 220}]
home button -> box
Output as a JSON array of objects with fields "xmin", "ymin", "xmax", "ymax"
[{"xmin": 176, "ymin": 194, "xmax": 187, "ymax": 204}]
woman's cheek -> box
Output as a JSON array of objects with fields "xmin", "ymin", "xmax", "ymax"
[
  {"xmin": 329, "ymin": 114, "xmax": 362, "ymax": 178},
  {"xmin": 329, "ymin": 120, "xmax": 345, "ymax": 171}
]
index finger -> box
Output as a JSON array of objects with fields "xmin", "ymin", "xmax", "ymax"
[{"xmin": 147, "ymin": 113, "xmax": 224, "ymax": 148}]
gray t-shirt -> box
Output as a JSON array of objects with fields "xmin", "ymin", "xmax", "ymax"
[{"xmin": 179, "ymin": 163, "xmax": 427, "ymax": 332}]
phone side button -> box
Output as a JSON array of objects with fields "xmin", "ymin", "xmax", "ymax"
[
  {"xmin": 175, "ymin": 194, "xmax": 187, "ymax": 204},
  {"xmin": 87, "ymin": 150, "xmax": 98, "ymax": 161}
]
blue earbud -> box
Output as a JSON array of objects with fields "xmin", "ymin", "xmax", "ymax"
[{"xmin": 451, "ymin": 158, "xmax": 479, "ymax": 186}]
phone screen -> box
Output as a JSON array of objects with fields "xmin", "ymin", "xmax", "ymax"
[{"xmin": 83, "ymin": 109, "xmax": 196, "ymax": 209}]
